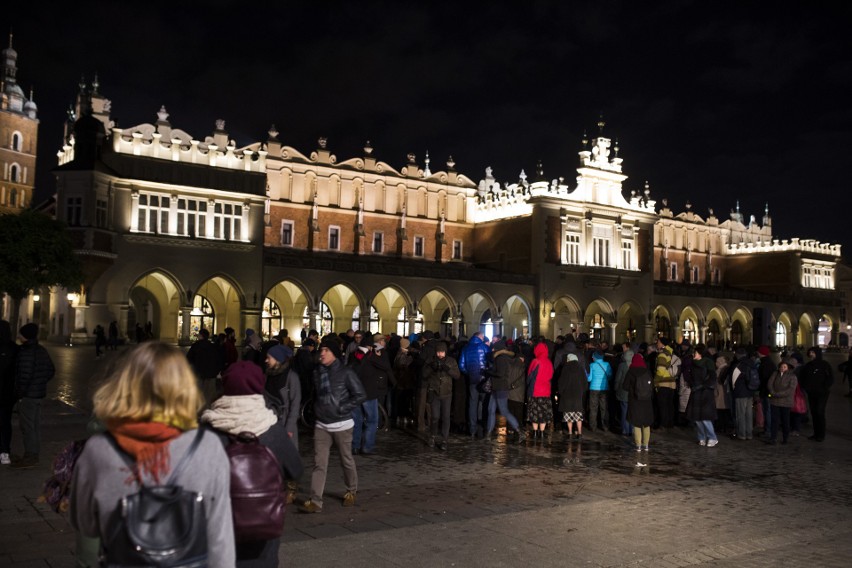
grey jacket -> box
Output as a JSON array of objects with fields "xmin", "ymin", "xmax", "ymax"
[{"xmin": 70, "ymin": 429, "xmax": 235, "ymax": 567}]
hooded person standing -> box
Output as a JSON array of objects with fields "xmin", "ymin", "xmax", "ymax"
[
  {"xmin": 686, "ymin": 344, "xmax": 719, "ymax": 447},
  {"xmin": 557, "ymin": 353, "xmax": 587, "ymax": 440},
  {"xmin": 800, "ymin": 346, "xmax": 833, "ymax": 442},
  {"xmin": 624, "ymin": 354, "xmax": 654, "ymax": 451},
  {"xmin": 12, "ymin": 323, "xmax": 55, "ymax": 468},
  {"xmin": 265, "ymin": 344, "xmax": 301, "ymax": 448},
  {"xmin": 483, "ymin": 340, "xmax": 524, "ymax": 441},
  {"xmin": 526, "ymin": 342, "xmax": 554, "ymax": 440}
]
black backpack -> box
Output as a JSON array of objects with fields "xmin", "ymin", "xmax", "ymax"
[
  {"xmin": 635, "ymin": 371, "xmax": 654, "ymax": 401},
  {"xmin": 226, "ymin": 432, "xmax": 286, "ymax": 543},
  {"xmin": 103, "ymin": 428, "xmax": 208, "ymax": 567},
  {"xmin": 745, "ymin": 362, "xmax": 760, "ymax": 391}
]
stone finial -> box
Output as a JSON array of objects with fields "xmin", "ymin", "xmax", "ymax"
[
  {"xmin": 597, "ymin": 113, "xmax": 605, "ymax": 134},
  {"xmin": 268, "ymin": 124, "xmax": 279, "ymax": 140},
  {"xmin": 446, "ymin": 155, "xmax": 456, "ymax": 170},
  {"xmin": 92, "ymin": 73, "xmax": 100, "ymax": 94},
  {"xmin": 318, "ymin": 136, "xmax": 327, "ymax": 149},
  {"xmin": 424, "ymin": 150, "xmax": 431, "ymax": 175},
  {"xmin": 643, "ymin": 181, "xmax": 650, "ymax": 196},
  {"xmin": 407, "ymin": 152, "xmax": 416, "ymax": 164},
  {"xmin": 157, "ymin": 105, "xmax": 169, "ymax": 123},
  {"xmin": 662, "ymin": 197, "xmax": 668, "ymax": 207},
  {"xmin": 685, "ymin": 200, "xmax": 692, "ymax": 211},
  {"xmin": 215, "ymin": 119, "xmax": 226, "ymax": 131},
  {"xmin": 364, "ymin": 140, "xmax": 373, "ymax": 155},
  {"xmin": 613, "ymin": 138, "xmax": 619, "ymax": 158},
  {"xmin": 708, "ymin": 207, "xmax": 715, "ymax": 216},
  {"xmin": 581, "ymin": 130, "xmax": 588, "ymax": 148}
]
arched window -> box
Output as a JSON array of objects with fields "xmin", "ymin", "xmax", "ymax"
[
  {"xmin": 655, "ymin": 315, "xmax": 671, "ymax": 339},
  {"xmin": 775, "ymin": 321, "xmax": 787, "ymax": 348},
  {"xmin": 352, "ymin": 304, "xmax": 380, "ymax": 333},
  {"xmin": 303, "ymin": 302, "xmax": 333, "ymax": 336},
  {"xmin": 480, "ymin": 309, "xmax": 494, "ymax": 340},
  {"xmin": 262, "ymin": 298, "xmax": 282, "ymax": 339},
  {"xmin": 396, "ymin": 307, "xmax": 423, "ymax": 337},
  {"xmin": 707, "ymin": 320, "xmax": 721, "ymax": 349},
  {"xmin": 189, "ymin": 295, "xmax": 215, "ymax": 340},
  {"xmin": 10, "ymin": 164, "xmax": 19, "ymax": 183},
  {"xmin": 9, "ymin": 189, "xmax": 17, "ymax": 207},
  {"xmin": 731, "ymin": 320, "xmax": 744, "ymax": 347},
  {"xmin": 692, "ymin": 266, "xmax": 700, "ymax": 284},
  {"xmin": 670, "ymin": 263, "xmax": 678, "ymax": 281},
  {"xmin": 12, "ymin": 132, "xmax": 22, "ymax": 152},
  {"xmin": 440, "ymin": 308, "xmax": 453, "ymax": 339},
  {"xmin": 591, "ymin": 313, "xmax": 606, "ymax": 341},
  {"xmin": 682, "ymin": 318, "xmax": 696, "ymax": 343}
]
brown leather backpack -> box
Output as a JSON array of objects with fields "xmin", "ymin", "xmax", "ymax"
[{"xmin": 227, "ymin": 432, "xmax": 286, "ymax": 543}]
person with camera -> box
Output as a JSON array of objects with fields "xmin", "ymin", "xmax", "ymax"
[{"xmin": 422, "ymin": 342, "xmax": 460, "ymax": 450}]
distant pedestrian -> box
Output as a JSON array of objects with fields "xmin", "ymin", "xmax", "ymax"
[
  {"xmin": 423, "ymin": 342, "xmax": 461, "ymax": 449},
  {"xmin": 107, "ymin": 321, "xmax": 118, "ymax": 351},
  {"xmin": 767, "ymin": 359, "xmax": 797, "ymax": 445},
  {"xmin": 587, "ymin": 350, "xmax": 613, "ymax": 432},
  {"xmin": 526, "ymin": 342, "xmax": 554, "ymax": 440},
  {"xmin": 800, "ymin": 346, "xmax": 833, "ymax": 442},
  {"xmin": 686, "ymin": 344, "xmax": 718, "ymax": 447},
  {"xmin": 186, "ymin": 328, "xmax": 224, "ymax": 406},
  {"xmin": 624, "ymin": 354, "xmax": 654, "ymax": 451},
  {"xmin": 12, "ymin": 323, "xmax": 55, "ymax": 468},
  {"xmin": 557, "ymin": 353, "xmax": 586, "ymax": 440},
  {"xmin": 0, "ymin": 321, "xmax": 18, "ymax": 465},
  {"xmin": 94, "ymin": 325, "xmax": 106, "ymax": 357}
]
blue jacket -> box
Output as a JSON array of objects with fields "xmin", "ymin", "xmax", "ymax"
[
  {"xmin": 588, "ymin": 351, "xmax": 612, "ymax": 391},
  {"xmin": 459, "ymin": 336, "xmax": 489, "ymax": 381}
]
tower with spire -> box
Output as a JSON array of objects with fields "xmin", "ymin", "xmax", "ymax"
[{"xmin": 0, "ymin": 32, "xmax": 39, "ymax": 213}]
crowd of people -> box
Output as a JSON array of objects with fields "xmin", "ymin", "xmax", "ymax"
[{"xmin": 1, "ymin": 316, "xmax": 847, "ymax": 567}]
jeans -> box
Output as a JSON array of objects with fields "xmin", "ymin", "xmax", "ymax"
[
  {"xmin": 619, "ymin": 400, "xmax": 631, "ymax": 435},
  {"xmin": 486, "ymin": 395, "xmax": 520, "ymax": 435},
  {"xmin": 309, "ymin": 426, "xmax": 356, "ymax": 508},
  {"xmin": 761, "ymin": 395, "xmax": 772, "ymax": 436},
  {"xmin": 770, "ymin": 405, "xmax": 791, "ymax": 442},
  {"xmin": 695, "ymin": 420, "xmax": 718, "ymax": 442},
  {"xmin": 735, "ymin": 396, "xmax": 753, "ymax": 439},
  {"xmin": 588, "ymin": 390, "xmax": 608, "ymax": 431},
  {"xmin": 468, "ymin": 380, "xmax": 485, "ymax": 435},
  {"xmin": 352, "ymin": 398, "xmax": 379, "ymax": 452},
  {"xmin": 18, "ymin": 397, "xmax": 43, "ymax": 457}
]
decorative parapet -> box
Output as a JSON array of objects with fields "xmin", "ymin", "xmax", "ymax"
[
  {"xmin": 109, "ymin": 122, "xmax": 266, "ymax": 173},
  {"xmin": 725, "ymin": 237, "xmax": 841, "ymax": 257}
]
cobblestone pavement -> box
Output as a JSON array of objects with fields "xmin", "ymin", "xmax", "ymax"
[{"xmin": 1, "ymin": 345, "xmax": 850, "ymax": 566}]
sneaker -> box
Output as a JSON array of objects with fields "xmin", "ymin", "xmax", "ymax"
[
  {"xmin": 643, "ymin": 445, "xmax": 650, "ymax": 451},
  {"xmin": 636, "ymin": 446, "xmax": 642, "ymax": 452},
  {"xmin": 698, "ymin": 440, "xmax": 706, "ymax": 446},
  {"xmin": 299, "ymin": 500, "xmax": 322, "ymax": 513},
  {"xmin": 437, "ymin": 440, "xmax": 448, "ymax": 451},
  {"xmin": 343, "ymin": 491, "xmax": 356, "ymax": 507},
  {"xmin": 285, "ymin": 491, "xmax": 296, "ymax": 504},
  {"xmin": 707, "ymin": 439, "xmax": 719, "ymax": 448},
  {"xmin": 0, "ymin": 453, "xmax": 10, "ymax": 465}
]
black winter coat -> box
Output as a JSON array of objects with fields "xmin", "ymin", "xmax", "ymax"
[
  {"xmin": 800, "ymin": 357, "xmax": 833, "ymax": 394},
  {"xmin": 557, "ymin": 361, "xmax": 586, "ymax": 413},
  {"xmin": 356, "ymin": 350, "xmax": 395, "ymax": 400},
  {"xmin": 15, "ymin": 341, "xmax": 54, "ymax": 399},
  {"xmin": 186, "ymin": 339, "xmax": 224, "ymax": 380},
  {"xmin": 624, "ymin": 367, "xmax": 654, "ymax": 427},
  {"xmin": 685, "ymin": 358, "xmax": 717, "ymax": 421},
  {"xmin": 0, "ymin": 320, "xmax": 17, "ymax": 406}
]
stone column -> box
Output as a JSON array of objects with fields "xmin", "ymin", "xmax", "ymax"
[
  {"xmin": 180, "ymin": 306, "xmax": 193, "ymax": 345},
  {"xmin": 700, "ymin": 326, "xmax": 709, "ymax": 345},
  {"xmin": 671, "ymin": 325, "xmax": 681, "ymax": 343},
  {"xmin": 307, "ymin": 310, "xmax": 320, "ymax": 334},
  {"xmin": 644, "ymin": 322, "xmax": 656, "ymax": 344},
  {"xmin": 608, "ymin": 322, "xmax": 618, "ymax": 345},
  {"xmin": 494, "ymin": 317, "xmax": 504, "ymax": 339},
  {"xmin": 242, "ymin": 308, "xmax": 262, "ymax": 339},
  {"xmin": 130, "ymin": 191, "xmax": 140, "ymax": 232}
]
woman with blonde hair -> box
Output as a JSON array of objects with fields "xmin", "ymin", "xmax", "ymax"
[{"xmin": 70, "ymin": 342, "xmax": 235, "ymax": 566}]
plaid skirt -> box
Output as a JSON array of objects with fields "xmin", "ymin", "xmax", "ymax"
[
  {"xmin": 563, "ymin": 411, "xmax": 583, "ymax": 423},
  {"xmin": 527, "ymin": 397, "xmax": 553, "ymax": 423}
]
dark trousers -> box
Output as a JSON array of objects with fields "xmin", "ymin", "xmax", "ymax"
[
  {"xmin": 656, "ymin": 387, "xmax": 675, "ymax": 428},
  {"xmin": 770, "ymin": 405, "xmax": 791, "ymax": 442},
  {"xmin": 0, "ymin": 404, "xmax": 12, "ymax": 454},
  {"xmin": 806, "ymin": 390, "xmax": 829, "ymax": 440},
  {"xmin": 429, "ymin": 395, "xmax": 452, "ymax": 442}
]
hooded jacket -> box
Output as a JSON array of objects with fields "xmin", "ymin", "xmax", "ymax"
[
  {"xmin": 654, "ymin": 344, "xmax": 676, "ymax": 388},
  {"xmin": 800, "ymin": 347, "xmax": 833, "ymax": 394},
  {"xmin": 459, "ymin": 335, "xmax": 489, "ymax": 381},
  {"xmin": 527, "ymin": 343, "xmax": 554, "ymax": 398},
  {"xmin": 588, "ymin": 351, "xmax": 613, "ymax": 391},
  {"xmin": 614, "ymin": 348, "xmax": 634, "ymax": 402}
]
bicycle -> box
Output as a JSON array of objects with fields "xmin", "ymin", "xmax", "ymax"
[{"xmin": 300, "ymin": 395, "xmax": 389, "ymax": 432}]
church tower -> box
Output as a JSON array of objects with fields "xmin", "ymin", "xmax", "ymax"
[{"xmin": 0, "ymin": 32, "xmax": 38, "ymax": 213}]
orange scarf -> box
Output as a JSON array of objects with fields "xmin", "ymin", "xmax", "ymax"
[{"xmin": 108, "ymin": 420, "xmax": 183, "ymax": 485}]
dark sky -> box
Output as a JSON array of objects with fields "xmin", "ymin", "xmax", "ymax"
[{"xmin": 4, "ymin": 1, "xmax": 852, "ymax": 256}]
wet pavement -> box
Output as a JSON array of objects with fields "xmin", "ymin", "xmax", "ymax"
[{"xmin": 1, "ymin": 345, "xmax": 851, "ymax": 566}]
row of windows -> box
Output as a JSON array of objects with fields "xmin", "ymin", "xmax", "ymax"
[
  {"xmin": 10, "ymin": 132, "xmax": 24, "ymax": 152},
  {"xmin": 281, "ymin": 220, "xmax": 463, "ymax": 259},
  {"xmin": 5, "ymin": 163, "xmax": 24, "ymax": 183},
  {"xmin": 667, "ymin": 263, "xmax": 721, "ymax": 285},
  {"xmin": 565, "ymin": 233, "xmax": 634, "ymax": 269},
  {"xmin": 0, "ymin": 187, "xmax": 22, "ymax": 207},
  {"xmin": 135, "ymin": 193, "xmax": 244, "ymax": 240},
  {"xmin": 802, "ymin": 267, "xmax": 833, "ymax": 289}
]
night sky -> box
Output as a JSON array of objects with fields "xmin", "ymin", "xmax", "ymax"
[{"xmin": 4, "ymin": 1, "xmax": 851, "ymax": 256}]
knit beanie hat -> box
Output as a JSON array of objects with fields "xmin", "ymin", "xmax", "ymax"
[
  {"xmin": 267, "ymin": 344, "xmax": 293, "ymax": 363},
  {"xmin": 222, "ymin": 361, "xmax": 266, "ymax": 396},
  {"xmin": 320, "ymin": 339, "xmax": 343, "ymax": 360}
]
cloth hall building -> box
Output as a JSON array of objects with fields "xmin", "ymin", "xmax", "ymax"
[{"xmin": 10, "ymin": 82, "xmax": 846, "ymax": 350}]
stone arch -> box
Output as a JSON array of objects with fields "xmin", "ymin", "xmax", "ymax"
[
  {"xmin": 320, "ymin": 282, "xmax": 365, "ymax": 335},
  {"xmin": 652, "ymin": 303, "xmax": 677, "ymax": 341},
  {"xmin": 616, "ymin": 299, "xmax": 645, "ymax": 343},
  {"xmin": 193, "ymin": 274, "xmax": 244, "ymax": 338},
  {"xmin": 679, "ymin": 304, "xmax": 704, "ymax": 344},
  {"xmin": 460, "ymin": 290, "xmax": 498, "ymax": 339},
  {"xmin": 584, "ymin": 298, "xmax": 616, "ymax": 343},
  {"xmin": 418, "ymin": 288, "xmax": 457, "ymax": 338},
  {"xmin": 265, "ymin": 278, "xmax": 312, "ymax": 343},
  {"xmin": 128, "ymin": 270, "xmax": 184, "ymax": 343},
  {"xmin": 501, "ymin": 294, "xmax": 533, "ymax": 340},
  {"xmin": 371, "ymin": 286, "xmax": 413, "ymax": 336}
]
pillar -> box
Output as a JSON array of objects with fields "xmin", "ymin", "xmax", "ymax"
[
  {"xmin": 180, "ymin": 306, "xmax": 193, "ymax": 345},
  {"xmin": 608, "ymin": 322, "xmax": 618, "ymax": 345}
]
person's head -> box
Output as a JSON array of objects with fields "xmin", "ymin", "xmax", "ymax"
[
  {"xmin": 694, "ymin": 343, "xmax": 706, "ymax": 360},
  {"xmin": 319, "ymin": 339, "xmax": 342, "ymax": 366},
  {"xmin": 224, "ymin": 327, "xmax": 235, "ymax": 339},
  {"xmin": 399, "ymin": 337, "xmax": 410, "ymax": 352},
  {"xmin": 308, "ymin": 329, "xmax": 319, "ymax": 340},
  {"xmin": 346, "ymin": 329, "xmax": 355, "ymax": 338},
  {"xmin": 93, "ymin": 342, "xmax": 203, "ymax": 430},
  {"xmin": 778, "ymin": 360, "xmax": 790, "ymax": 373},
  {"xmin": 807, "ymin": 346, "xmax": 820, "ymax": 360},
  {"xmin": 222, "ymin": 361, "xmax": 266, "ymax": 396},
  {"xmin": 373, "ymin": 333, "xmax": 386, "ymax": 350},
  {"xmin": 266, "ymin": 344, "xmax": 293, "ymax": 369},
  {"xmin": 303, "ymin": 338, "xmax": 316, "ymax": 351},
  {"xmin": 757, "ymin": 345, "xmax": 770, "ymax": 358},
  {"xmin": 198, "ymin": 328, "xmax": 210, "ymax": 341},
  {"xmin": 353, "ymin": 330, "xmax": 364, "ymax": 344},
  {"xmin": 435, "ymin": 342, "xmax": 448, "ymax": 359},
  {"xmin": 621, "ymin": 342, "xmax": 631, "ymax": 352},
  {"xmin": 19, "ymin": 323, "xmax": 38, "ymax": 343}
]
